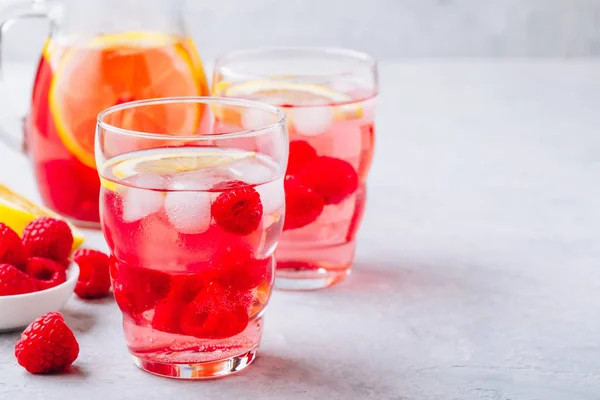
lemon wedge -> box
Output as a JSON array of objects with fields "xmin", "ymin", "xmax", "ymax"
[{"xmin": 0, "ymin": 185, "xmax": 84, "ymax": 250}]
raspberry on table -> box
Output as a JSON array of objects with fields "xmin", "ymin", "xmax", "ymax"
[
  {"xmin": 283, "ymin": 176, "xmax": 325, "ymax": 231},
  {"xmin": 211, "ymin": 184, "xmax": 263, "ymax": 235},
  {"xmin": 287, "ymin": 140, "xmax": 318, "ymax": 175},
  {"xmin": 0, "ymin": 264, "xmax": 39, "ymax": 296},
  {"xmin": 14, "ymin": 312, "xmax": 79, "ymax": 374},
  {"xmin": 0, "ymin": 223, "xmax": 26, "ymax": 268},
  {"xmin": 297, "ymin": 156, "xmax": 358, "ymax": 205},
  {"xmin": 22, "ymin": 217, "xmax": 74, "ymax": 262},
  {"xmin": 23, "ymin": 257, "xmax": 67, "ymax": 291},
  {"xmin": 73, "ymin": 249, "xmax": 111, "ymax": 299}
]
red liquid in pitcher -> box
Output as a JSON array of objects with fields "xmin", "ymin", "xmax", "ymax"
[{"xmin": 25, "ymin": 34, "xmax": 208, "ymax": 225}]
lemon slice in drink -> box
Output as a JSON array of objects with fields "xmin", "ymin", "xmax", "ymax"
[
  {"xmin": 110, "ymin": 149, "xmax": 255, "ymax": 179},
  {"xmin": 213, "ymin": 81, "xmax": 362, "ymax": 136},
  {"xmin": 214, "ymin": 80, "xmax": 363, "ymax": 118},
  {"xmin": 0, "ymin": 185, "xmax": 84, "ymax": 249}
]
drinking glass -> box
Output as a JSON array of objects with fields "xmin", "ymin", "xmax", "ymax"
[
  {"xmin": 213, "ymin": 48, "xmax": 378, "ymax": 290},
  {"xmin": 96, "ymin": 97, "xmax": 287, "ymax": 379}
]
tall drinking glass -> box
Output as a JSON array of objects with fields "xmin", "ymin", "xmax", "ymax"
[
  {"xmin": 213, "ymin": 48, "xmax": 378, "ymax": 290},
  {"xmin": 96, "ymin": 97, "xmax": 287, "ymax": 378}
]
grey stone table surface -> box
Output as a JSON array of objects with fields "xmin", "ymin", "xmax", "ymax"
[{"xmin": 0, "ymin": 61, "xmax": 599, "ymax": 399}]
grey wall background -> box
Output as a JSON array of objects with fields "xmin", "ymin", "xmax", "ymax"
[{"xmin": 2, "ymin": 0, "xmax": 600, "ymax": 63}]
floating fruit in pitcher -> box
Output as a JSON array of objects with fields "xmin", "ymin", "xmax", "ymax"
[{"xmin": 47, "ymin": 33, "xmax": 206, "ymax": 168}]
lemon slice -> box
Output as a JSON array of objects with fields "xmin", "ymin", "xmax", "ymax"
[
  {"xmin": 110, "ymin": 149, "xmax": 254, "ymax": 179},
  {"xmin": 214, "ymin": 80, "xmax": 363, "ymax": 119},
  {"xmin": 49, "ymin": 32, "xmax": 202, "ymax": 168},
  {"xmin": 88, "ymin": 32, "xmax": 179, "ymax": 48},
  {"xmin": 0, "ymin": 185, "xmax": 84, "ymax": 250}
]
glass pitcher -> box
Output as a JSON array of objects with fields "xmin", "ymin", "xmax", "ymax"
[{"xmin": 0, "ymin": 0, "xmax": 209, "ymax": 227}]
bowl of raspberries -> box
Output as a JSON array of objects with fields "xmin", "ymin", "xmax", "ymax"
[{"xmin": 0, "ymin": 217, "xmax": 83, "ymax": 331}]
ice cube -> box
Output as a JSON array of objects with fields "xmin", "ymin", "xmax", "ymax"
[
  {"xmin": 164, "ymin": 191, "xmax": 212, "ymax": 234},
  {"xmin": 121, "ymin": 173, "xmax": 165, "ymax": 222},
  {"xmin": 255, "ymin": 179, "xmax": 285, "ymax": 214},
  {"xmin": 242, "ymin": 107, "xmax": 278, "ymax": 130},
  {"xmin": 167, "ymin": 169, "xmax": 224, "ymax": 190},
  {"xmin": 133, "ymin": 172, "xmax": 166, "ymax": 190},
  {"xmin": 225, "ymin": 159, "xmax": 273, "ymax": 184},
  {"xmin": 122, "ymin": 188, "xmax": 164, "ymax": 222},
  {"xmin": 168, "ymin": 179, "xmax": 209, "ymax": 191},
  {"xmin": 290, "ymin": 106, "xmax": 333, "ymax": 137},
  {"xmin": 166, "ymin": 175, "xmax": 211, "ymax": 191}
]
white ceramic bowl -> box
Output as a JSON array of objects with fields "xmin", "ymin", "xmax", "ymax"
[{"xmin": 0, "ymin": 263, "xmax": 79, "ymax": 332}]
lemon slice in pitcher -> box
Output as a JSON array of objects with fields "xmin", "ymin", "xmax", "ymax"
[{"xmin": 48, "ymin": 32, "xmax": 204, "ymax": 168}]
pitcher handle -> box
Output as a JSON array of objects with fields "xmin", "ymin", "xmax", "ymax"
[{"xmin": 0, "ymin": 0, "xmax": 48, "ymax": 152}]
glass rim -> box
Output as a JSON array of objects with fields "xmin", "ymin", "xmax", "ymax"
[
  {"xmin": 214, "ymin": 46, "xmax": 378, "ymax": 81},
  {"xmin": 96, "ymin": 96, "xmax": 286, "ymax": 141}
]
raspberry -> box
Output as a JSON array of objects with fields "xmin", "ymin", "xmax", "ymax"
[
  {"xmin": 57, "ymin": 258, "xmax": 71, "ymax": 270},
  {"xmin": 283, "ymin": 176, "xmax": 325, "ymax": 231},
  {"xmin": 15, "ymin": 312, "xmax": 79, "ymax": 374},
  {"xmin": 73, "ymin": 249, "xmax": 111, "ymax": 299},
  {"xmin": 152, "ymin": 296, "xmax": 185, "ymax": 334},
  {"xmin": 0, "ymin": 223, "xmax": 26, "ymax": 268},
  {"xmin": 0, "ymin": 264, "xmax": 39, "ymax": 296},
  {"xmin": 287, "ymin": 140, "xmax": 317, "ymax": 174},
  {"xmin": 212, "ymin": 246, "xmax": 271, "ymax": 291},
  {"xmin": 211, "ymin": 184, "xmax": 263, "ymax": 235},
  {"xmin": 110, "ymin": 258, "xmax": 171, "ymax": 318},
  {"xmin": 23, "ymin": 258, "xmax": 66, "ymax": 291},
  {"xmin": 180, "ymin": 287, "xmax": 249, "ymax": 339},
  {"xmin": 169, "ymin": 273, "xmax": 207, "ymax": 303},
  {"xmin": 297, "ymin": 156, "xmax": 358, "ymax": 205},
  {"xmin": 22, "ymin": 217, "xmax": 74, "ymax": 262}
]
